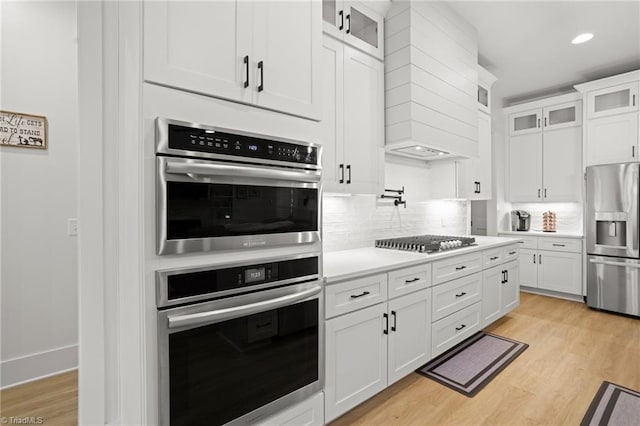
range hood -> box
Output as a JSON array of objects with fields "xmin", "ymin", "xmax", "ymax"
[{"xmin": 384, "ymin": 1, "xmax": 479, "ymax": 161}]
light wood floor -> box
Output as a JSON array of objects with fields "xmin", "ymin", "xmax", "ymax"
[
  {"xmin": 0, "ymin": 293, "xmax": 638, "ymax": 426},
  {"xmin": 0, "ymin": 369, "xmax": 77, "ymax": 425},
  {"xmin": 333, "ymin": 292, "xmax": 640, "ymax": 425}
]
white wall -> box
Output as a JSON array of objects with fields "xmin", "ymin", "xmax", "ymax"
[{"xmin": 0, "ymin": 1, "xmax": 78, "ymax": 388}]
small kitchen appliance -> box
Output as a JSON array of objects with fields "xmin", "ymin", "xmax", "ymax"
[
  {"xmin": 510, "ymin": 210, "xmax": 531, "ymax": 231},
  {"xmin": 375, "ymin": 234, "xmax": 476, "ymax": 253}
]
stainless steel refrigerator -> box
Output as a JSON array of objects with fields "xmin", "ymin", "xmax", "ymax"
[{"xmin": 586, "ymin": 162, "xmax": 640, "ymax": 317}]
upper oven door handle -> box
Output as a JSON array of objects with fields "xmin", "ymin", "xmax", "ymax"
[
  {"xmin": 165, "ymin": 159, "xmax": 321, "ymax": 184},
  {"xmin": 167, "ymin": 284, "xmax": 322, "ymax": 330}
]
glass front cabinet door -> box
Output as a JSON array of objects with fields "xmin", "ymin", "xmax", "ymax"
[
  {"xmin": 510, "ymin": 109, "xmax": 542, "ymax": 136},
  {"xmin": 322, "ymin": 0, "xmax": 384, "ymax": 60},
  {"xmin": 587, "ymin": 82, "xmax": 640, "ymax": 119},
  {"xmin": 542, "ymin": 100, "xmax": 582, "ymax": 131}
]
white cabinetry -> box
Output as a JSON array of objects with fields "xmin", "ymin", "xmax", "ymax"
[
  {"xmin": 254, "ymin": 393, "xmax": 324, "ymax": 426},
  {"xmin": 482, "ymin": 261, "xmax": 518, "ymax": 326},
  {"xmin": 144, "ymin": 0, "xmax": 321, "ymax": 120},
  {"xmin": 323, "ymin": 0, "xmax": 384, "ymax": 60},
  {"xmin": 506, "ymin": 95, "xmax": 582, "ymax": 202},
  {"xmin": 321, "ymin": 35, "xmax": 384, "ymax": 195},
  {"xmin": 575, "ymin": 71, "xmax": 640, "ymax": 166},
  {"xmin": 500, "ymin": 235, "xmax": 583, "ymax": 296}
]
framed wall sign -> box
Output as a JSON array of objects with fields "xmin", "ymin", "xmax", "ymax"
[{"xmin": 0, "ymin": 110, "xmax": 48, "ymax": 149}]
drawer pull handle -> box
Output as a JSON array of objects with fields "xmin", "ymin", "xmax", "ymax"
[
  {"xmin": 489, "ymin": 256, "xmax": 499, "ymax": 261},
  {"xmin": 456, "ymin": 324, "xmax": 466, "ymax": 331},
  {"xmin": 518, "ymin": 241, "xmax": 525, "ymax": 244},
  {"xmin": 455, "ymin": 292, "xmax": 467, "ymax": 298},
  {"xmin": 509, "ymin": 251, "xmax": 517, "ymax": 255},
  {"xmin": 552, "ymin": 244, "xmax": 565, "ymax": 247},
  {"xmin": 455, "ymin": 266, "xmax": 467, "ymax": 271},
  {"xmin": 350, "ymin": 291, "xmax": 370, "ymax": 299},
  {"xmin": 404, "ymin": 277, "xmax": 420, "ymax": 283},
  {"xmin": 391, "ymin": 310, "xmax": 397, "ymax": 332},
  {"xmin": 383, "ymin": 313, "xmax": 389, "ymax": 335}
]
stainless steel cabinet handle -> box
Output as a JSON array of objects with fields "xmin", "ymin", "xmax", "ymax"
[
  {"xmin": 168, "ymin": 285, "xmax": 321, "ymax": 329},
  {"xmin": 589, "ymin": 259, "xmax": 640, "ymax": 268}
]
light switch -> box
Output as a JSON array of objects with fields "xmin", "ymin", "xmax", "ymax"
[{"xmin": 68, "ymin": 218, "xmax": 78, "ymax": 236}]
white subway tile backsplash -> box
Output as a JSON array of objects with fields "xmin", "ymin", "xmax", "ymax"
[{"xmin": 322, "ymin": 195, "xmax": 469, "ymax": 252}]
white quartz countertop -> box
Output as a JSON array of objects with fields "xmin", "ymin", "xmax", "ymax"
[
  {"xmin": 498, "ymin": 230, "xmax": 583, "ymax": 239},
  {"xmin": 323, "ymin": 236, "xmax": 522, "ymax": 284}
]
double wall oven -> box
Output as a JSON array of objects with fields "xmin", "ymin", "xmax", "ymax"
[{"xmin": 154, "ymin": 118, "xmax": 323, "ymax": 425}]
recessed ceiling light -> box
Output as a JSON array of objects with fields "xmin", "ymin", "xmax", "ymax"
[
  {"xmin": 438, "ymin": 152, "xmax": 445, "ymax": 156},
  {"xmin": 415, "ymin": 146, "xmax": 423, "ymax": 150},
  {"xmin": 571, "ymin": 33, "xmax": 594, "ymax": 44}
]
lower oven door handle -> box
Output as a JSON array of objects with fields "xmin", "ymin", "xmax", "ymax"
[
  {"xmin": 165, "ymin": 159, "xmax": 321, "ymax": 184},
  {"xmin": 167, "ymin": 285, "xmax": 322, "ymax": 329},
  {"xmin": 588, "ymin": 259, "xmax": 640, "ymax": 268}
]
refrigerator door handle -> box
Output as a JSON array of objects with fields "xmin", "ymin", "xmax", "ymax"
[{"xmin": 588, "ymin": 258, "xmax": 640, "ymax": 269}]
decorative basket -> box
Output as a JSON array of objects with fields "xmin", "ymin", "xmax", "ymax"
[{"xmin": 542, "ymin": 211, "xmax": 557, "ymax": 232}]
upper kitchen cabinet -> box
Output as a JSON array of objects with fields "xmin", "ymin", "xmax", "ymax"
[
  {"xmin": 323, "ymin": 0, "xmax": 384, "ymax": 60},
  {"xmin": 575, "ymin": 70, "xmax": 640, "ymax": 166},
  {"xmin": 506, "ymin": 94, "xmax": 583, "ymax": 202},
  {"xmin": 384, "ymin": 1, "xmax": 479, "ymax": 160},
  {"xmin": 322, "ymin": 35, "xmax": 384, "ymax": 195},
  {"xmin": 144, "ymin": 0, "xmax": 322, "ymax": 121},
  {"xmin": 458, "ymin": 65, "xmax": 497, "ymax": 200}
]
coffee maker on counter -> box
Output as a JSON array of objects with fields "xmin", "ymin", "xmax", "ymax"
[{"xmin": 510, "ymin": 210, "xmax": 531, "ymax": 231}]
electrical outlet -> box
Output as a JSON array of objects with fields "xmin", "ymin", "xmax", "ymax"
[{"xmin": 68, "ymin": 218, "xmax": 78, "ymax": 236}]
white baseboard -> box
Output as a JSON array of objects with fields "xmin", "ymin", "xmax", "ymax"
[
  {"xmin": 521, "ymin": 287, "xmax": 585, "ymax": 303},
  {"xmin": 1, "ymin": 344, "xmax": 78, "ymax": 389}
]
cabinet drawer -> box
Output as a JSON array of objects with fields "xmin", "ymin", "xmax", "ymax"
[
  {"xmin": 432, "ymin": 252, "xmax": 483, "ymax": 285},
  {"xmin": 502, "ymin": 244, "xmax": 520, "ymax": 262},
  {"xmin": 539, "ymin": 237, "xmax": 581, "ymax": 253},
  {"xmin": 431, "ymin": 302, "xmax": 482, "ymax": 357},
  {"xmin": 483, "ymin": 248, "xmax": 503, "ymax": 269},
  {"xmin": 432, "ymin": 273, "xmax": 482, "ymax": 321},
  {"xmin": 388, "ymin": 264, "xmax": 431, "ymax": 299},
  {"xmin": 325, "ymin": 274, "xmax": 388, "ymax": 319}
]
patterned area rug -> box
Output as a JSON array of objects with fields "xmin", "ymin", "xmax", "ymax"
[
  {"xmin": 417, "ymin": 331, "xmax": 528, "ymax": 397},
  {"xmin": 581, "ymin": 381, "xmax": 640, "ymax": 426}
]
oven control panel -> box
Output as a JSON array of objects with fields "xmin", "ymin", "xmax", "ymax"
[{"xmin": 165, "ymin": 123, "xmax": 319, "ymax": 166}]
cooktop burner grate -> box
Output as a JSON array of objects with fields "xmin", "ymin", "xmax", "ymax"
[{"xmin": 375, "ymin": 234, "xmax": 476, "ymax": 253}]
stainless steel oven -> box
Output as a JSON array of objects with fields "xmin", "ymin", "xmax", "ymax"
[
  {"xmin": 156, "ymin": 253, "xmax": 323, "ymax": 425},
  {"xmin": 156, "ymin": 118, "xmax": 322, "ymax": 255}
]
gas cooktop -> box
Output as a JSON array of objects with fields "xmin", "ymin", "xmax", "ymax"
[{"xmin": 375, "ymin": 234, "xmax": 476, "ymax": 253}]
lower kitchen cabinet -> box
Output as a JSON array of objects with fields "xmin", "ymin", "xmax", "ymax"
[
  {"xmin": 482, "ymin": 261, "xmax": 520, "ymax": 326},
  {"xmin": 538, "ymin": 251, "xmax": 582, "ymax": 294},
  {"xmin": 519, "ymin": 249, "xmax": 539, "ymax": 288},
  {"xmin": 325, "ymin": 303, "xmax": 387, "ymax": 422},
  {"xmin": 431, "ymin": 301, "xmax": 482, "ymax": 357},
  {"xmin": 387, "ymin": 289, "xmax": 432, "ymax": 385},
  {"xmin": 324, "ymin": 289, "xmax": 431, "ymax": 422}
]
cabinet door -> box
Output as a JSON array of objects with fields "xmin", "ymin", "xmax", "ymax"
[
  {"xmin": 519, "ymin": 249, "xmax": 538, "ymax": 288},
  {"xmin": 459, "ymin": 112, "xmax": 492, "ymax": 200},
  {"xmin": 543, "ymin": 100, "xmax": 582, "ymax": 130},
  {"xmin": 542, "ymin": 126, "xmax": 582, "ymax": 202},
  {"xmin": 387, "ymin": 289, "xmax": 431, "ymax": 385},
  {"xmin": 501, "ymin": 260, "xmax": 520, "ymax": 313},
  {"xmin": 482, "ymin": 266, "xmax": 502, "ymax": 326},
  {"xmin": 325, "ymin": 303, "xmax": 387, "ymax": 422},
  {"xmin": 538, "ymin": 251, "xmax": 582, "ymax": 295},
  {"xmin": 253, "ymin": 0, "xmax": 321, "ymax": 120},
  {"xmin": 343, "ymin": 45, "xmax": 384, "ymax": 195},
  {"xmin": 321, "ymin": 36, "xmax": 346, "ymax": 193},
  {"xmin": 587, "ymin": 82, "xmax": 639, "ymax": 119},
  {"xmin": 343, "ymin": 1, "xmax": 384, "ymax": 60},
  {"xmin": 322, "ymin": 0, "xmax": 346, "ymax": 40},
  {"xmin": 508, "ymin": 133, "xmax": 543, "ymax": 202},
  {"xmin": 585, "ymin": 112, "xmax": 639, "ymax": 166},
  {"xmin": 143, "ymin": 1, "xmax": 252, "ymax": 103},
  {"xmin": 509, "ymin": 108, "xmax": 542, "ymax": 136}
]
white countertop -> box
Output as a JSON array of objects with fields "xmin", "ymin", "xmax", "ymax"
[
  {"xmin": 323, "ymin": 236, "xmax": 521, "ymax": 283},
  {"xmin": 498, "ymin": 230, "xmax": 583, "ymax": 239}
]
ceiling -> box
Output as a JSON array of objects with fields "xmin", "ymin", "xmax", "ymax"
[{"xmin": 445, "ymin": 1, "xmax": 640, "ymax": 106}]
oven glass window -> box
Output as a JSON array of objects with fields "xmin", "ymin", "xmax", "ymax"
[
  {"xmin": 166, "ymin": 182, "xmax": 318, "ymax": 240},
  {"xmin": 168, "ymin": 299, "xmax": 319, "ymax": 425}
]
